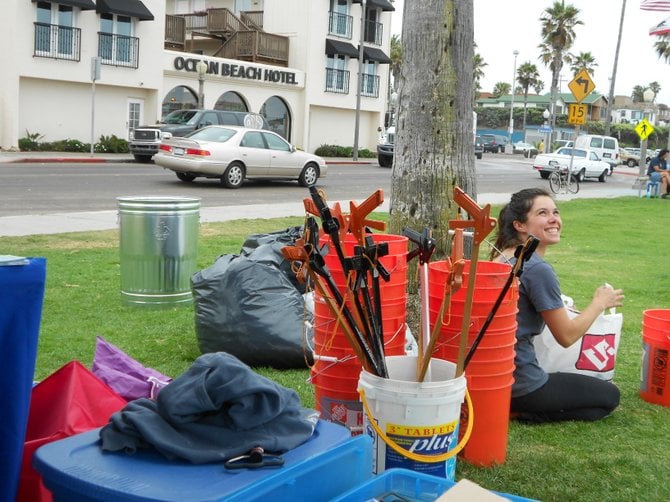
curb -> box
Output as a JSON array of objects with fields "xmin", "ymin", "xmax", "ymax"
[{"xmin": 1, "ymin": 156, "xmax": 375, "ymax": 165}]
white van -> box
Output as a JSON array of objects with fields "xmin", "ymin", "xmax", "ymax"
[{"xmin": 574, "ymin": 135, "xmax": 619, "ymax": 173}]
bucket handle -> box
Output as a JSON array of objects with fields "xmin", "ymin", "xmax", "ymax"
[{"xmin": 358, "ymin": 386, "xmax": 473, "ymax": 463}]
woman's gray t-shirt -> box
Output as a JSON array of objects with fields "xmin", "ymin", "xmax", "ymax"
[{"xmin": 511, "ymin": 253, "xmax": 565, "ymax": 397}]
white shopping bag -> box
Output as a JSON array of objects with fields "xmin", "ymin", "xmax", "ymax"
[{"xmin": 533, "ymin": 308, "xmax": 623, "ymax": 381}]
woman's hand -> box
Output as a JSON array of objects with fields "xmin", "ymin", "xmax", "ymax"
[{"xmin": 592, "ymin": 284, "xmax": 624, "ymax": 311}]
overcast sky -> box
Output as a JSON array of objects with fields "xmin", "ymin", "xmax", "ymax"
[{"xmin": 391, "ymin": 0, "xmax": 670, "ymax": 105}]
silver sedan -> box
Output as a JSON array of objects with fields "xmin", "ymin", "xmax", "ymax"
[{"xmin": 154, "ymin": 126, "xmax": 327, "ymax": 188}]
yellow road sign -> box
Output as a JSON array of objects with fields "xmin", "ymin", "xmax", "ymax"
[
  {"xmin": 635, "ymin": 118, "xmax": 654, "ymax": 141},
  {"xmin": 568, "ymin": 104, "xmax": 587, "ymax": 125},
  {"xmin": 568, "ymin": 69, "xmax": 595, "ymax": 102}
]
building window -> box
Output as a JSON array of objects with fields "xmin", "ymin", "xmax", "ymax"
[
  {"xmin": 215, "ymin": 91, "xmax": 249, "ymax": 112},
  {"xmin": 261, "ymin": 96, "xmax": 291, "ymax": 141},
  {"xmin": 364, "ymin": 7, "xmax": 382, "ymax": 46},
  {"xmin": 361, "ymin": 60, "xmax": 379, "ymax": 97},
  {"xmin": 325, "ymin": 55, "xmax": 350, "ymax": 94},
  {"xmin": 162, "ymin": 86, "xmax": 198, "ymax": 118},
  {"xmin": 328, "ymin": 0, "xmax": 352, "ymax": 38},
  {"xmin": 99, "ymin": 13, "xmax": 139, "ymax": 68},
  {"xmin": 34, "ymin": 2, "xmax": 81, "ymax": 61}
]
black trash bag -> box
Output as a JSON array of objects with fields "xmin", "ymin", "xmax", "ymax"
[
  {"xmin": 192, "ymin": 254, "xmax": 312, "ymax": 369},
  {"xmin": 240, "ymin": 226, "xmax": 305, "ymax": 294}
]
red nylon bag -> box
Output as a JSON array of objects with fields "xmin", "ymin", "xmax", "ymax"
[{"xmin": 17, "ymin": 361, "xmax": 127, "ymax": 502}]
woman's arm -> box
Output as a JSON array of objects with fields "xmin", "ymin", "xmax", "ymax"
[{"xmin": 541, "ymin": 285, "xmax": 624, "ymax": 348}]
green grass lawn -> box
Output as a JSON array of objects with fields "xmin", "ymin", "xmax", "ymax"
[{"xmin": 3, "ymin": 196, "xmax": 669, "ymax": 501}]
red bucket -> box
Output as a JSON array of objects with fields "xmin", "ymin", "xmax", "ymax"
[
  {"xmin": 458, "ymin": 375, "xmax": 514, "ymax": 467},
  {"xmin": 640, "ymin": 309, "xmax": 670, "ymax": 407},
  {"xmin": 311, "ymin": 357, "xmax": 364, "ymax": 434}
]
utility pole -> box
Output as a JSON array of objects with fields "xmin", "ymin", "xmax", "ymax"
[{"xmin": 605, "ymin": 0, "xmax": 626, "ymax": 136}]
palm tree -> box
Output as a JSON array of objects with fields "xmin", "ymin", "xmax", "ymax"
[
  {"xmin": 648, "ymin": 81, "xmax": 661, "ymax": 103},
  {"xmin": 538, "ymin": 1, "xmax": 582, "ymax": 143},
  {"xmin": 570, "ymin": 51, "xmax": 598, "ymax": 75},
  {"xmin": 389, "ymin": 34, "xmax": 402, "ymax": 91},
  {"xmin": 517, "ymin": 61, "xmax": 543, "ymax": 132},
  {"xmin": 492, "ymin": 81, "xmax": 511, "ymax": 98},
  {"xmin": 473, "ymin": 51, "xmax": 487, "ymax": 102},
  {"xmin": 389, "ymin": 0, "xmax": 475, "ymax": 262},
  {"xmin": 632, "ymin": 85, "xmax": 647, "ymax": 103},
  {"xmin": 653, "ymin": 34, "xmax": 670, "ymax": 63}
]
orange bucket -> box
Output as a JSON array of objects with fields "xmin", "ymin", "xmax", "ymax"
[{"xmin": 640, "ymin": 309, "xmax": 670, "ymax": 407}]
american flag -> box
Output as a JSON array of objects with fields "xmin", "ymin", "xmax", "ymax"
[
  {"xmin": 641, "ymin": 0, "xmax": 670, "ymax": 11},
  {"xmin": 649, "ymin": 15, "xmax": 670, "ymax": 35}
]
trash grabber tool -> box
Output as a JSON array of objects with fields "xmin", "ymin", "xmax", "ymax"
[
  {"xmin": 416, "ymin": 228, "xmax": 465, "ymax": 382},
  {"xmin": 309, "ymin": 243, "xmax": 387, "ymax": 377},
  {"xmin": 308, "ymin": 186, "xmax": 348, "ymax": 270},
  {"xmin": 281, "ymin": 239, "xmax": 381, "ymax": 375},
  {"xmin": 347, "ymin": 247, "xmax": 385, "ymax": 369},
  {"xmin": 464, "ymin": 234, "xmax": 539, "ymax": 370},
  {"xmin": 363, "ymin": 235, "xmax": 390, "ymax": 357},
  {"xmin": 348, "ymin": 189, "xmax": 386, "ymax": 245},
  {"xmin": 403, "ymin": 227, "xmax": 436, "ymax": 380},
  {"xmin": 449, "ymin": 187, "xmax": 497, "ymax": 378}
]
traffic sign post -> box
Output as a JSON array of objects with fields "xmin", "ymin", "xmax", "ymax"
[
  {"xmin": 635, "ymin": 118, "xmax": 655, "ymax": 176},
  {"xmin": 568, "ymin": 104, "xmax": 587, "ymax": 125},
  {"xmin": 568, "ymin": 69, "xmax": 595, "ymax": 103}
]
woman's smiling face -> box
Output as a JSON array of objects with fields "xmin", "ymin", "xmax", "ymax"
[{"xmin": 513, "ymin": 195, "xmax": 562, "ymax": 251}]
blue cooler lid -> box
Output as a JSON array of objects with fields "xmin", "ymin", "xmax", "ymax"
[{"xmin": 34, "ymin": 420, "xmax": 372, "ymax": 501}]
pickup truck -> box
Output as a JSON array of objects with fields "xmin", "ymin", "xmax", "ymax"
[
  {"xmin": 129, "ymin": 109, "xmax": 269, "ymax": 162},
  {"xmin": 532, "ymin": 147, "xmax": 610, "ymax": 182}
]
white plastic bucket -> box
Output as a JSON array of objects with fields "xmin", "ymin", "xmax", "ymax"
[{"xmin": 358, "ymin": 356, "xmax": 468, "ymax": 480}]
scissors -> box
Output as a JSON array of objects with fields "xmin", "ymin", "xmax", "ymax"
[{"xmin": 224, "ymin": 447, "xmax": 285, "ymax": 470}]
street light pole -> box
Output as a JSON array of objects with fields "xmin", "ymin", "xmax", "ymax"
[
  {"xmin": 543, "ymin": 109, "xmax": 550, "ymax": 154},
  {"xmin": 353, "ymin": 0, "xmax": 366, "ymax": 161},
  {"xmin": 507, "ymin": 50, "xmax": 519, "ymax": 154},
  {"xmin": 196, "ymin": 60, "xmax": 208, "ymax": 109}
]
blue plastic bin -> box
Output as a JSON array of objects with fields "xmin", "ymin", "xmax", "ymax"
[
  {"xmin": 34, "ymin": 420, "xmax": 374, "ymax": 501},
  {"xmin": 0, "ymin": 257, "xmax": 46, "ymax": 502},
  {"xmin": 332, "ymin": 468, "xmax": 538, "ymax": 502}
]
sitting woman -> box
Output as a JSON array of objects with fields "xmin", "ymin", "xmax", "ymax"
[
  {"xmin": 647, "ymin": 148, "xmax": 669, "ymax": 198},
  {"xmin": 490, "ymin": 188, "xmax": 624, "ymax": 423}
]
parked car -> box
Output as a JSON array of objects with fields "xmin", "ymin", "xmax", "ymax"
[
  {"xmin": 377, "ymin": 126, "xmax": 395, "ymax": 167},
  {"xmin": 154, "ymin": 125, "xmax": 327, "ymax": 188},
  {"xmin": 481, "ymin": 134, "xmax": 507, "ymax": 153},
  {"xmin": 129, "ymin": 109, "xmax": 270, "ymax": 162},
  {"xmin": 554, "ymin": 140, "xmax": 574, "ymax": 150},
  {"xmin": 574, "ymin": 134, "xmax": 619, "ymax": 174},
  {"xmin": 513, "ymin": 141, "xmax": 538, "ymax": 157},
  {"xmin": 474, "ymin": 135, "xmax": 483, "ymax": 159},
  {"xmin": 532, "ymin": 147, "xmax": 610, "ymax": 182},
  {"xmin": 378, "ymin": 128, "xmax": 483, "ymax": 166},
  {"xmin": 620, "ymin": 148, "xmax": 640, "ymax": 167}
]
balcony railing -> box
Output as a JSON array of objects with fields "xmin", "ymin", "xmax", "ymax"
[
  {"xmin": 165, "ymin": 14, "xmax": 185, "ymax": 48},
  {"xmin": 361, "ymin": 73, "xmax": 380, "ymax": 98},
  {"xmin": 33, "ymin": 22, "xmax": 81, "ymax": 61},
  {"xmin": 364, "ymin": 19, "xmax": 383, "ymax": 46},
  {"xmin": 240, "ymin": 10, "xmax": 263, "ymax": 30},
  {"xmin": 219, "ymin": 31, "xmax": 289, "ymax": 66},
  {"xmin": 98, "ymin": 32, "xmax": 140, "ymax": 69},
  {"xmin": 328, "ymin": 11, "xmax": 353, "ymax": 39},
  {"xmin": 325, "ymin": 68, "xmax": 350, "ymax": 94}
]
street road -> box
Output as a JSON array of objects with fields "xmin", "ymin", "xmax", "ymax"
[{"xmin": 0, "ymin": 154, "xmax": 636, "ymax": 217}]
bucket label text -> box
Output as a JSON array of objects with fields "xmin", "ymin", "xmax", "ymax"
[{"xmin": 381, "ymin": 420, "xmax": 459, "ymax": 477}]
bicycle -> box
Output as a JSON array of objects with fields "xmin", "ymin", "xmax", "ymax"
[{"xmin": 547, "ymin": 161, "xmax": 579, "ymax": 194}]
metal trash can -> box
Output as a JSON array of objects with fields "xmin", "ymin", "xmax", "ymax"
[{"xmin": 117, "ymin": 196, "xmax": 200, "ymax": 307}]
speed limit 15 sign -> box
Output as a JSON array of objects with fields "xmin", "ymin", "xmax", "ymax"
[{"xmin": 568, "ymin": 104, "xmax": 587, "ymax": 125}]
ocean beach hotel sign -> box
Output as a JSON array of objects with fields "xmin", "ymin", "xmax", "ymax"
[{"xmin": 173, "ymin": 56, "xmax": 299, "ymax": 85}]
